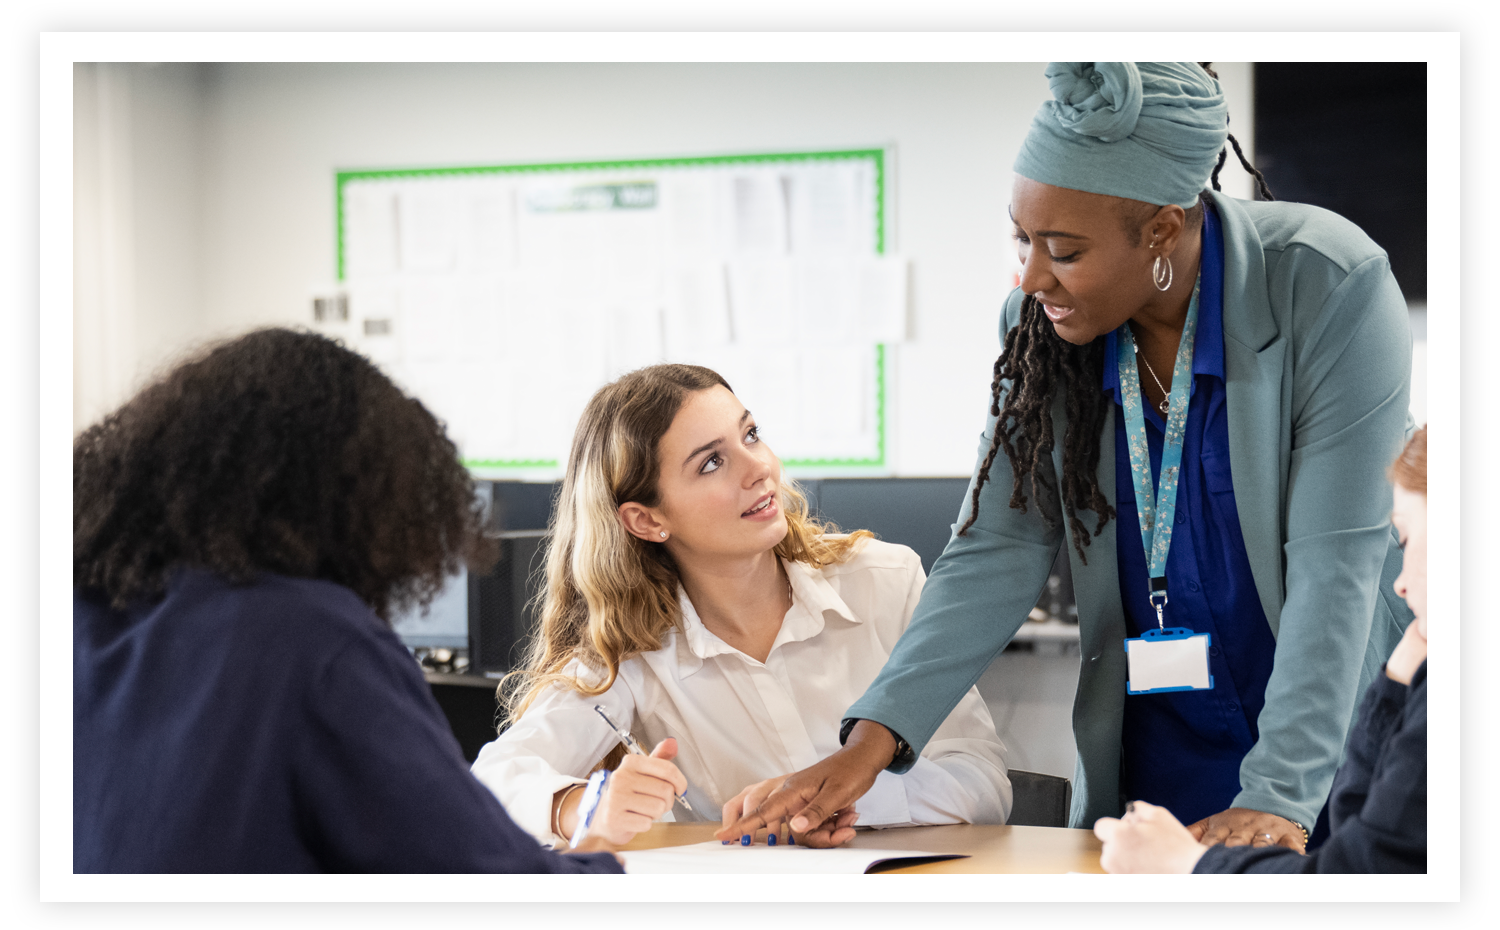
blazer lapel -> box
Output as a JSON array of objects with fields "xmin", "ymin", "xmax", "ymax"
[{"xmin": 1210, "ymin": 192, "xmax": 1291, "ymax": 638}]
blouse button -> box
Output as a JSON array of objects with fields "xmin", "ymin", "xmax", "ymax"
[
  {"xmin": 1209, "ymin": 646, "xmax": 1220, "ymax": 657},
  {"xmin": 1188, "ymin": 580, "xmax": 1200, "ymax": 592},
  {"xmin": 1176, "ymin": 510, "xmax": 1186, "ymax": 524}
]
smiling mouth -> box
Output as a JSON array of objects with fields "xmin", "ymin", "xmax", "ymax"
[
  {"xmin": 742, "ymin": 494, "xmax": 776, "ymax": 517},
  {"xmin": 1041, "ymin": 301, "xmax": 1075, "ymax": 322}
]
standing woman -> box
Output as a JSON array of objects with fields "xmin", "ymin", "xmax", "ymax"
[{"xmin": 722, "ymin": 62, "xmax": 1414, "ymax": 851}]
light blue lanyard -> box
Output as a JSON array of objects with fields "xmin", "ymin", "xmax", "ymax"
[{"xmin": 1117, "ymin": 279, "xmax": 1200, "ymax": 629}]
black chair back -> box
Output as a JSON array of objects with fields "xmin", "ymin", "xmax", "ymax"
[{"xmin": 1006, "ymin": 769, "xmax": 1073, "ymax": 828}]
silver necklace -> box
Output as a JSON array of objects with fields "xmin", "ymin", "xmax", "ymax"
[{"xmin": 1134, "ymin": 343, "xmax": 1171, "ymax": 415}]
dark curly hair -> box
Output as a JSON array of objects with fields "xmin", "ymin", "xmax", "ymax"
[{"xmin": 73, "ymin": 327, "xmax": 497, "ymax": 622}]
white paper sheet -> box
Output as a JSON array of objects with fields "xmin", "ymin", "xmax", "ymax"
[
  {"xmin": 662, "ymin": 173, "xmax": 723, "ymax": 256},
  {"xmin": 398, "ymin": 185, "xmax": 459, "ymax": 273},
  {"xmin": 727, "ymin": 258, "xmax": 794, "ymax": 339},
  {"xmin": 464, "ymin": 184, "xmax": 518, "ymax": 272},
  {"xmin": 607, "ymin": 303, "xmax": 665, "ymax": 378},
  {"xmin": 663, "ymin": 262, "xmax": 731, "ymax": 353},
  {"xmin": 730, "ymin": 174, "xmax": 789, "ymax": 254},
  {"xmin": 621, "ymin": 840, "xmax": 967, "ymax": 875},
  {"xmin": 344, "ymin": 185, "xmax": 399, "ymax": 278},
  {"xmin": 787, "ymin": 166, "xmax": 860, "ymax": 254},
  {"xmin": 792, "ymin": 258, "xmax": 858, "ymax": 343}
]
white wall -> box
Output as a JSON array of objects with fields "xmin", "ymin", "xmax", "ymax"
[
  {"xmin": 73, "ymin": 63, "xmax": 207, "ymax": 433},
  {"xmin": 74, "ymin": 62, "xmax": 1270, "ymax": 470}
]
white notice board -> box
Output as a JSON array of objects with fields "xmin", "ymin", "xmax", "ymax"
[{"xmin": 331, "ymin": 149, "xmax": 905, "ymax": 477}]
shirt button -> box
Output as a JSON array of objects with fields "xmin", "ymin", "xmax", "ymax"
[
  {"xmin": 1227, "ymin": 702, "xmax": 1239, "ymax": 711},
  {"xmin": 1209, "ymin": 646, "xmax": 1220, "ymax": 657},
  {"xmin": 1188, "ymin": 580, "xmax": 1200, "ymax": 592},
  {"xmin": 1176, "ymin": 510, "xmax": 1186, "ymax": 524}
]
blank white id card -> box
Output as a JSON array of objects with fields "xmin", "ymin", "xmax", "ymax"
[{"xmin": 1125, "ymin": 627, "xmax": 1214, "ymax": 695}]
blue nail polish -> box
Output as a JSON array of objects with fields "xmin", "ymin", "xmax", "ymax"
[
  {"xmin": 721, "ymin": 839, "xmax": 731, "ymax": 845},
  {"xmin": 741, "ymin": 834, "xmax": 752, "ymax": 846},
  {"xmin": 767, "ymin": 833, "xmax": 777, "ymax": 846},
  {"xmin": 788, "ymin": 833, "xmax": 795, "ymax": 845}
]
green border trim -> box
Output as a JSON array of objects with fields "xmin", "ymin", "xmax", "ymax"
[
  {"xmin": 338, "ymin": 148, "xmax": 890, "ymax": 471},
  {"xmin": 462, "ymin": 458, "xmax": 558, "ymax": 469}
]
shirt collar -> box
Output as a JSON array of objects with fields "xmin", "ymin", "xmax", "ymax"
[
  {"xmin": 673, "ymin": 557, "xmax": 862, "ymax": 675},
  {"xmin": 1102, "ymin": 198, "xmax": 1226, "ymax": 402}
]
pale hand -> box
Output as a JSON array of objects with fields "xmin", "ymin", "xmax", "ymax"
[
  {"xmin": 1188, "ymin": 806, "xmax": 1306, "ymax": 851},
  {"xmin": 713, "ymin": 719, "xmax": 895, "ymax": 848},
  {"xmin": 1094, "ymin": 801, "xmax": 1210, "ymax": 873},
  {"xmin": 564, "ymin": 737, "xmax": 687, "ymax": 847},
  {"xmin": 1385, "ymin": 621, "xmax": 1427, "ymax": 686}
]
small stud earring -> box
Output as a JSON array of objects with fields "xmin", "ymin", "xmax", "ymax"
[{"xmin": 659, "ymin": 531, "xmax": 668, "ymax": 539}]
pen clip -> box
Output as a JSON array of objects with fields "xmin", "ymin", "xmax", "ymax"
[{"xmin": 593, "ymin": 705, "xmax": 645, "ymax": 754}]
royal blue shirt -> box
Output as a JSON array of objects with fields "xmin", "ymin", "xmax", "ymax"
[
  {"xmin": 74, "ymin": 569, "xmax": 623, "ymax": 873},
  {"xmin": 1103, "ymin": 201, "xmax": 1280, "ymax": 827}
]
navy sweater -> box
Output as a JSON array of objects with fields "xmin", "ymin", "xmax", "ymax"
[
  {"xmin": 1194, "ymin": 661, "xmax": 1427, "ymax": 873},
  {"xmin": 74, "ymin": 569, "xmax": 622, "ymax": 873}
]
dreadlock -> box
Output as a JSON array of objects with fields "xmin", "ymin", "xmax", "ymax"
[
  {"xmin": 1200, "ymin": 62, "xmax": 1277, "ymax": 201},
  {"xmin": 957, "ymin": 295, "xmax": 1114, "ymax": 562},
  {"xmin": 960, "ymin": 62, "xmax": 1278, "ymax": 561}
]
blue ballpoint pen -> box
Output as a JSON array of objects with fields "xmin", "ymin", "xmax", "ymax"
[{"xmin": 593, "ymin": 705, "xmax": 695, "ymax": 814}]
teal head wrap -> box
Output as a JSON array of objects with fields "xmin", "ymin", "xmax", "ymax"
[{"xmin": 1012, "ymin": 62, "xmax": 1228, "ymax": 208}]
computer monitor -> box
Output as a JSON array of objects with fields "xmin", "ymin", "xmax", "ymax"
[
  {"xmin": 390, "ymin": 567, "xmax": 470, "ymax": 650},
  {"xmin": 468, "ymin": 529, "xmax": 549, "ymax": 677}
]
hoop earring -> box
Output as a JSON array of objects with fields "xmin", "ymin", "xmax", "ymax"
[{"xmin": 1152, "ymin": 255, "xmax": 1174, "ymax": 292}]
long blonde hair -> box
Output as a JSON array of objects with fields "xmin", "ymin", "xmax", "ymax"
[{"xmin": 499, "ymin": 363, "xmax": 871, "ymax": 723}]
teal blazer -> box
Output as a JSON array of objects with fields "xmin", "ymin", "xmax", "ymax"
[{"xmin": 848, "ymin": 190, "xmax": 1415, "ymax": 830}]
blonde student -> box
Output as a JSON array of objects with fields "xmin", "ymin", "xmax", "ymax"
[{"xmin": 470, "ymin": 364, "xmax": 1012, "ymax": 847}]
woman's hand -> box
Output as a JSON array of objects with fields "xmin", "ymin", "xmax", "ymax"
[
  {"xmin": 561, "ymin": 738, "xmax": 687, "ymax": 847},
  {"xmin": 720, "ymin": 775, "xmax": 861, "ymax": 846},
  {"xmin": 713, "ymin": 720, "xmax": 895, "ymax": 847},
  {"xmin": 1094, "ymin": 801, "xmax": 1211, "ymax": 873},
  {"xmin": 1384, "ymin": 620, "xmax": 1427, "ymax": 686},
  {"xmin": 1186, "ymin": 806, "xmax": 1306, "ymax": 851},
  {"xmin": 722, "ymin": 774, "xmax": 791, "ymax": 843}
]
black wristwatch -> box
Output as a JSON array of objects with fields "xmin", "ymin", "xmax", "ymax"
[{"xmin": 840, "ymin": 718, "xmax": 917, "ymax": 771}]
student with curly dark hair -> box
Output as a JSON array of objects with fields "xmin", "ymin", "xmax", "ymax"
[{"xmin": 73, "ymin": 328, "xmax": 622, "ymax": 873}]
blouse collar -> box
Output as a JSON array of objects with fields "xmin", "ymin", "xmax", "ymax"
[{"xmin": 672, "ymin": 557, "xmax": 862, "ymax": 676}]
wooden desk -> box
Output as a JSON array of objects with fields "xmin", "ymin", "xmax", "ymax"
[{"xmin": 620, "ymin": 823, "xmax": 1105, "ymax": 874}]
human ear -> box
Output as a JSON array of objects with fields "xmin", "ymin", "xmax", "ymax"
[
  {"xmin": 617, "ymin": 501, "xmax": 669, "ymax": 543},
  {"xmin": 1147, "ymin": 205, "xmax": 1188, "ymax": 258}
]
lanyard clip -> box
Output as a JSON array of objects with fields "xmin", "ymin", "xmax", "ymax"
[{"xmin": 1148, "ymin": 577, "xmax": 1169, "ymax": 631}]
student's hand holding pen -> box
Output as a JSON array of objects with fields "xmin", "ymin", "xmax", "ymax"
[
  {"xmin": 555, "ymin": 737, "xmax": 687, "ymax": 847},
  {"xmin": 715, "ymin": 719, "xmax": 895, "ymax": 848}
]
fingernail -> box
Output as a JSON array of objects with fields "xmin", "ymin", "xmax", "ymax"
[
  {"xmin": 721, "ymin": 840, "xmax": 731, "ymax": 845},
  {"xmin": 788, "ymin": 833, "xmax": 795, "ymax": 845},
  {"xmin": 767, "ymin": 834, "xmax": 777, "ymax": 846},
  {"xmin": 741, "ymin": 834, "xmax": 752, "ymax": 846}
]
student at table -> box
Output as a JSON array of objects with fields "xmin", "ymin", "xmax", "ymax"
[
  {"xmin": 722, "ymin": 61, "xmax": 1414, "ymax": 852},
  {"xmin": 470, "ymin": 364, "xmax": 1011, "ymax": 848},
  {"xmin": 1095, "ymin": 427, "xmax": 1428, "ymax": 873},
  {"xmin": 72, "ymin": 328, "xmax": 621, "ymax": 873}
]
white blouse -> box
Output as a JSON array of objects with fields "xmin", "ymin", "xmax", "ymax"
[{"xmin": 470, "ymin": 538, "xmax": 1012, "ymax": 846}]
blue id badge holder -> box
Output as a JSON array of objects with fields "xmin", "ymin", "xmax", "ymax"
[
  {"xmin": 1116, "ymin": 285, "xmax": 1212, "ymax": 698},
  {"xmin": 1125, "ymin": 626, "xmax": 1214, "ymax": 694}
]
